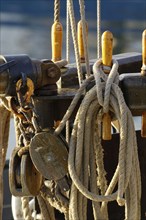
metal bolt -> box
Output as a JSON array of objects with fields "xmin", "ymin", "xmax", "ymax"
[{"xmin": 47, "ymin": 67, "xmax": 57, "ymax": 78}]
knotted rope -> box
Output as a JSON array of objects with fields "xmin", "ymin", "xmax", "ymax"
[{"xmin": 55, "ymin": 59, "xmax": 141, "ymax": 220}]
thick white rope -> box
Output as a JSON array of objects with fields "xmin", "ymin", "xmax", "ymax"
[
  {"xmin": 55, "ymin": 59, "xmax": 141, "ymax": 220},
  {"xmin": 78, "ymin": 0, "xmax": 90, "ymax": 78},
  {"xmin": 68, "ymin": 0, "xmax": 83, "ymax": 86}
]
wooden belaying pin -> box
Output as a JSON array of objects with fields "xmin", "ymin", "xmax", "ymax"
[
  {"xmin": 102, "ymin": 31, "xmax": 113, "ymax": 140},
  {"xmin": 51, "ymin": 21, "xmax": 63, "ymax": 62},
  {"xmin": 77, "ymin": 20, "xmax": 88, "ymax": 63},
  {"xmin": 141, "ymin": 30, "xmax": 146, "ymax": 76},
  {"xmin": 141, "ymin": 29, "xmax": 146, "ymax": 137}
]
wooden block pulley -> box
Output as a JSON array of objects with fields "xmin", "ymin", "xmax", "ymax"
[{"xmin": 9, "ymin": 147, "xmax": 42, "ymax": 197}]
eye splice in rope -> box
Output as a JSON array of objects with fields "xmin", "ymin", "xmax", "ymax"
[{"xmin": 54, "ymin": 31, "xmax": 141, "ymax": 220}]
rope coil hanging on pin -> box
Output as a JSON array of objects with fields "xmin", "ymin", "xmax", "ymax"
[{"xmin": 55, "ymin": 58, "xmax": 141, "ymax": 220}]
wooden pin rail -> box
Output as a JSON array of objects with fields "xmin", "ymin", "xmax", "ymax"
[
  {"xmin": 51, "ymin": 21, "xmax": 63, "ymax": 62},
  {"xmin": 77, "ymin": 20, "xmax": 88, "ymax": 63},
  {"xmin": 101, "ymin": 31, "xmax": 113, "ymax": 140}
]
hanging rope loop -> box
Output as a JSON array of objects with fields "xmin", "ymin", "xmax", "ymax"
[{"xmin": 93, "ymin": 58, "xmax": 119, "ymax": 113}]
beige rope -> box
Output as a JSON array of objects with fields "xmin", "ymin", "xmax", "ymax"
[
  {"xmin": 37, "ymin": 194, "xmax": 55, "ymax": 220},
  {"xmin": 54, "ymin": 0, "xmax": 60, "ymax": 22},
  {"xmin": 66, "ymin": 120, "xmax": 70, "ymax": 143},
  {"xmin": 21, "ymin": 197, "xmax": 32, "ymax": 220},
  {"xmin": 97, "ymin": 0, "xmax": 101, "ymax": 58},
  {"xmin": 66, "ymin": 0, "xmax": 70, "ymax": 63},
  {"xmin": 68, "ymin": 0, "xmax": 83, "ymax": 86},
  {"xmin": 78, "ymin": 0, "xmax": 90, "ymax": 78},
  {"xmin": 55, "ymin": 59, "xmax": 141, "ymax": 220}
]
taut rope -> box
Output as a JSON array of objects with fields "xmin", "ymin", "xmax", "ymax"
[
  {"xmin": 67, "ymin": 0, "xmax": 83, "ymax": 86},
  {"xmin": 97, "ymin": 0, "xmax": 101, "ymax": 58},
  {"xmin": 78, "ymin": 0, "xmax": 90, "ymax": 78},
  {"xmin": 54, "ymin": 0, "xmax": 60, "ymax": 23}
]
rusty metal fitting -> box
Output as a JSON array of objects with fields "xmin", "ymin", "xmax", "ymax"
[{"xmin": 0, "ymin": 55, "xmax": 61, "ymax": 97}]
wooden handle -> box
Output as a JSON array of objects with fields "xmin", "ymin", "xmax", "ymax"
[
  {"xmin": 102, "ymin": 31, "xmax": 113, "ymax": 73},
  {"xmin": 141, "ymin": 30, "xmax": 146, "ymax": 137},
  {"xmin": 77, "ymin": 20, "xmax": 88, "ymax": 63},
  {"xmin": 102, "ymin": 113, "xmax": 112, "ymax": 140},
  {"xmin": 141, "ymin": 30, "xmax": 146, "ymax": 76},
  {"xmin": 51, "ymin": 21, "xmax": 63, "ymax": 62},
  {"xmin": 102, "ymin": 31, "xmax": 113, "ymax": 140}
]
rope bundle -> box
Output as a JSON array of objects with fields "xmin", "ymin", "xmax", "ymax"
[{"xmin": 55, "ymin": 59, "xmax": 141, "ymax": 220}]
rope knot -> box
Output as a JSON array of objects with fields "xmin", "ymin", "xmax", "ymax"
[{"xmin": 93, "ymin": 58, "xmax": 119, "ymax": 113}]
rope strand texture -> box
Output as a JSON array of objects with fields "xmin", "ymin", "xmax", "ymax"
[
  {"xmin": 54, "ymin": 0, "xmax": 60, "ymax": 22},
  {"xmin": 78, "ymin": 0, "xmax": 90, "ymax": 78},
  {"xmin": 55, "ymin": 59, "xmax": 141, "ymax": 220},
  {"xmin": 67, "ymin": 0, "xmax": 83, "ymax": 86}
]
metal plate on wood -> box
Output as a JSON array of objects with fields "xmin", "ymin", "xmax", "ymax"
[{"xmin": 29, "ymin": 131, "xmax": 68, "ymax": 181}]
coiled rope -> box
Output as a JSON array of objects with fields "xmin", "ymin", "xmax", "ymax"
[{"xmin": 55, "ymin": 59, "xmax": 141, "ymax": 220}]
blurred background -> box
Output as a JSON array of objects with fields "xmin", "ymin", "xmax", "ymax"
[
  {"xmin": 0, "ymin": 0, "xmax": 146, "ymax": 158},
  {"xmin": 0, "ymin": 1, "xmax": 146, "ymax": 219},
  {"xmin": 1, "ymin": 0, "xmax": 146, "ymax": 60}
]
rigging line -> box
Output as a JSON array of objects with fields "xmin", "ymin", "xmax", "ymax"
[
  {"xmin": 68, "ymin": 0, "xmax": 83, "ymax": 86},
  {"xmin": 79, "ymin": 0, "xmax": 91, "ymax": 77},
  {"xmin": 97, "ymin": 0, "xmax": 101, "ymax": 59},
  {"xmin": 54, "ymin": 0, "xmax": 60, "ymax": 22},
  {"xmin": 66, "ymin": 0, "xmax": 70, "ymax": 63}
]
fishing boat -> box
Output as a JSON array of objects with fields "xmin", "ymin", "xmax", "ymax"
[{"xmin": 0, "ymin": 0, "xmax": 146, "ymax": 219}]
